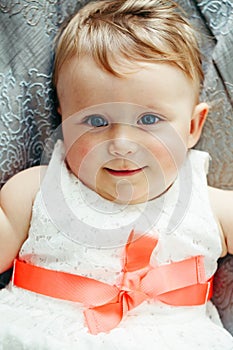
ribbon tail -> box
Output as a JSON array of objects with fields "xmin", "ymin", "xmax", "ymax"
[
  {"xmin": 158, "ymin": 278, "xmax": 213, "ymax": 306},
  {"xmin": 124, "ymin": 230, "xmax": 158, "ymax": 271},
  {"xmin": 84, "ymin": 302, "xmax": 124, "ymax": 335}
]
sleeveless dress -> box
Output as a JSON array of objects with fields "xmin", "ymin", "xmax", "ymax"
[{"xmin": 0, "ymin": 140, "xmax": 232, "ymax": 350}]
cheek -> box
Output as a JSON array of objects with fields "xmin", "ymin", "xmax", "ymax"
[
  {"xmin": 65, "ymin": 136, "xmax": 97, "ymax": 175},
  {"xmin": 148, "ymin": 142, "xmax": 175, "ymax": 172},
  {"xmin": 145, "ymin": 132, "xmax": 186, "ymax": 182},
  {"xmin": 148, "ymin": 124, "xmax": 187, "ymax": 170}
]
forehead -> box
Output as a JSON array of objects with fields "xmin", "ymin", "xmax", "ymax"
[{"xmin": 57, "ymin": 55, "xmax": 197, "ymax": 117}]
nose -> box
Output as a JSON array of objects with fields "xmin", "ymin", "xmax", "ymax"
[{"xmin": 108, "ymin": 124, "xmax": 139, "ymax": 157}]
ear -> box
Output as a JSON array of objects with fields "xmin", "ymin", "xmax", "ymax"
[
  {"xmin": 188, "ymin": 102, "xmax": 209, "ymax": 148},
  {"xmin": 57, "ymin": 106, "xmax": 62, "ymax": 115}
]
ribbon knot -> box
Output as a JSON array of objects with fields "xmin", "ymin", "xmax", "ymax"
[
  {"xmin": 84, "ymin": 231, "xmax": 158, "ymax": 334},
  {"xmin": 120, "ymin": 270, "xmax": 145, "ymax": 292}
]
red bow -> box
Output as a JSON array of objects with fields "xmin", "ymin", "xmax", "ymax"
[{"xmin": 13, "ymin": 230, "xmax": 213, "ymax": 335}]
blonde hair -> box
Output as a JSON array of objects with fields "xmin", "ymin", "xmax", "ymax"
[{"xmin": 53, "ymin": 0, "xmax": 203, "ymax": 91}]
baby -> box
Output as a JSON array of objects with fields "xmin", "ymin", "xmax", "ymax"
[{"xmin": 0, "ymin": 0, "xmax": 233, "ymax": 349}]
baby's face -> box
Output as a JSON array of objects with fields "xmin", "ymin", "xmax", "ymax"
[{"xmin": 57, "ymin": 56, "xmax": 207, "ymax": 204}]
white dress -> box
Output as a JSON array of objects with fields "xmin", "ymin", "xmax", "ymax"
[{"xmin": 0, "ymin": 140, "xmax": 232, "ymax": 349}]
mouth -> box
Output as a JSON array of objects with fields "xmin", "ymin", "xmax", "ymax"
[{"xmin": 104, "ymin": 167, "xmax": 146, "ymax": 177}]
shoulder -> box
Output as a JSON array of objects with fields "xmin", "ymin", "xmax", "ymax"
[
  {"xmin": 208, "ymin": 186, "xmax": 233, "ymax": 256},
  {"xmin": 1, "ymin": 165, "xmax": 47, "ymax": 200},
  {"xmin": 1, "ymin": 166, "xmax": 48, "ymax": 218}
]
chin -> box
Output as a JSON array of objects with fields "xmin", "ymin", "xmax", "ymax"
[
  {"xmin": 115, "ymin": 191, "xmax": 149, "ymax": 205},
  {"xmin": 95, "ymin": 186, "xmax": 147, "ymax": 204}
]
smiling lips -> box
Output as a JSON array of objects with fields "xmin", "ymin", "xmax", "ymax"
[{"xmin": 105, "ymin": 167, "xmax": 145, "ymax": 177}]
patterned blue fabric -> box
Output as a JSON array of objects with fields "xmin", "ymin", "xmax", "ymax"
[
  {"xmin": 0, "ymin": 0, "xmax": 233, "ymax": 334},
  {"xmin": 0, "ymin": 0, "xmax": 88, "ymax": 186}
]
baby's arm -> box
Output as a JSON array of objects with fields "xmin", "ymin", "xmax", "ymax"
[
  {"xmin": 0, "ymin": 166, "xmax": 46, "ymax": 273},
  {"xmin": 208, "ymin": 186, "xmax": 233, "ymax": 256}
]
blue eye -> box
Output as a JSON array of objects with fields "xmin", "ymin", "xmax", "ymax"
[
  {"xmin": 85, "ymin": 115, "xmax": 108, "ymax": 127},
  {"xmin": 138, "ymin": 114, "xmax": 161, "ymax": 125}
]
